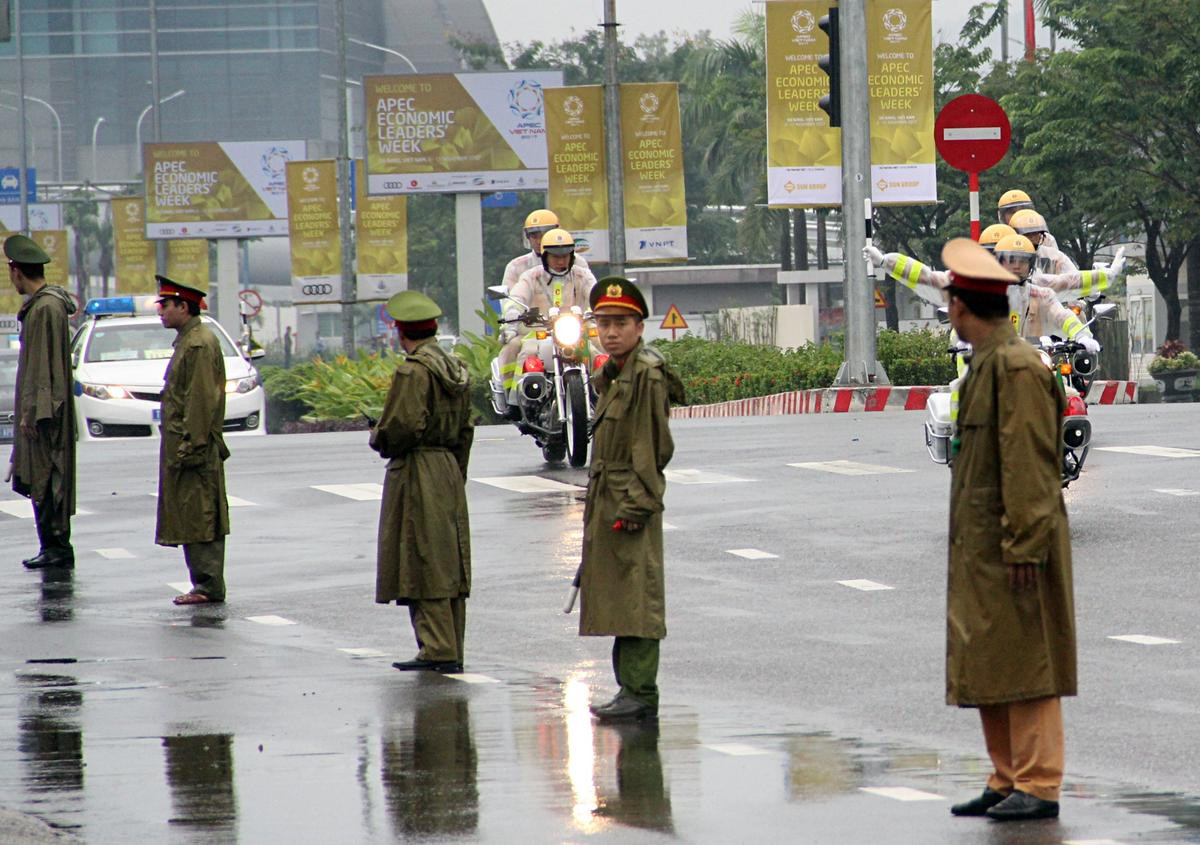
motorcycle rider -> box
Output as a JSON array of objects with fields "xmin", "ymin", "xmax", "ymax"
[
  {"xmin": 866, "ymin": 225, "xmax": 1015, "ymax": 307},
  {"xmin": 1008, "ymin": 209, "xmax": 1077, "ymax": 275},
  {"xmin": 502, "ymin": 209, "xmax": 590, "ymax": 291},
  {"xmin": 996, "ymin": 189, "xmax": 1062, "ymax": 249},
  {"xmin": 1034, "ymin": 248, "xmax": 1126, "ymax": 299},
  {"xmin": 498, "ymin": 228, "xmax": 598, "ymax": 401}
]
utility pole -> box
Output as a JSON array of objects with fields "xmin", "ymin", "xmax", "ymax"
[
  {"xmin": 15, "ymin": 0, "xmax": 28, "ymax": 233},
  {"xmin": 149, "ymin": 0, "xmax": 168, "ymax": 274},
  {"xmin": 335, "ymin": 0, "xmax": 356, "ymax": 354},
  {"xmin": 602, "ymin": 0, "xmax": 625, "ymax": 276}
]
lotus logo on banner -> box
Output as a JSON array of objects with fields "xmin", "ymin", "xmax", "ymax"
[
  {"xmin": 508, "ymin": 79, "xmax": 544, "ymax": 121},
  {"xmin": 883, "ymin": 8, "xmax": 908, "ymax": 41},
  {"xmin": 791, "ymin": 9, "xmax": 817, "ymax": 43},
  {"xmin": 563, "ymin": 95, "xmax": 585, "ymax": 125},
  {"xmin": 638, "ymin": 91, "xmax": 660, "ymax": 118},
  {"xmin": 302, "ymin": 166, "xmax": 322, "ymax": 191},
  {"xmin": 125, "ymin": 202, "xmax": 141, "ymax": 222}
]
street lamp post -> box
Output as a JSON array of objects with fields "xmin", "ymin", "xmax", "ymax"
[
  {"xmin": 91, "ymin": 116, "xmax": 106, "ymax": 182},
  {"xmin": 134, "ymin": 89, "xmax": 185, "ymax": 170},
  {"xmin": 1, "ymin": 89, "xmax": 61, "ymax": 181},
  {"xmin": 347, "ymin": 37, "xmax": 418, "ymax": 73}
]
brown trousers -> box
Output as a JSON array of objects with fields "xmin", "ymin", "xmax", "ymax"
[{"xmin": 979, "ymin": 696, "xmax": 1064, "ymax": 802}]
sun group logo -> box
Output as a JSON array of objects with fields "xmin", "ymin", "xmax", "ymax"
[
  {"xmin": 508, "ymin": 79, "xmax": 544, "ymax": 121},
  {"xmin": 301, "ymin": 284, "xmax": 334, "ymax": 296},
  {"xmin": 563, "ymin": 94, "xmax": 585, "ymax": 125},
  {"xmin": 790, "ymin": 9, "xmax": 817, "ymax": 44},
  {"xmin": 882, "ymin": 8, "xmax": 908, "ymax": 42},
  {"xmin": 301, "ymin": 165, "xmax": 321, "ymax": 191},
  {"xmin": 877, "ymin": 178, "xmax": 890, "ymax": 192}
]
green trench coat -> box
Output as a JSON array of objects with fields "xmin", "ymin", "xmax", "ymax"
[
  {"xmin": 580, "ymin": 342, "xmax": 679, "ymax": 639},
  {"xmin": 372, "ymin": 340, "xmax": 473, "ymax": 604},
  {"xmin": 11, "ymin": 285, "xmax": 76, "ymax": 527},
  {"xmin": 947, "ymin": 322, "xmax": 1076, "ymax": 707},
  {"xmin": 156, "ymin": 317, "xmax": 230, "ymax": 546}
]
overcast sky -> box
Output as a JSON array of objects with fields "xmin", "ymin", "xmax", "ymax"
[{"xmin": 480, "ymin": 1, "xmax": 1049, "ymax": 59}]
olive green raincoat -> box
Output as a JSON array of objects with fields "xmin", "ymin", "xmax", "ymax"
[
  {"xmin": 11, "ymin": 285, "xmax": 76, "ymax": 528},
  {"xmin": 580, "ymin": 342, "xmax": 681, "ymax": 639},
  {"xmin": 156, "ymin": 317, "xmax": 230, "ymax": 546},
  {"xmin": 947, "ymin": 321, "xmax": 1076, "ymax": 707},
  {"xmin": 372, "ymin": 339, "xmax": 473, "ymax": 604}
]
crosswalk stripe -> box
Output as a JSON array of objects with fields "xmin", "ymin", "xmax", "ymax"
[
  {"xmin": 1154, "ymin": 488, "xmax": 1199, "ymax": 497},
  {"xmin": 226, "ymin": 495, "xmax": 257, "ymax": 507},
  {"xmin": 0, "ymin": 500, "xmax": 91, "ymax": 519},
  {"xmin": 789, "ymin": 460, "xmax": 914, "ymax": 476},
  {"xmin": 338, "ymin": 647, "xmax": 388, "ymax": 658},
  {"xmin": 665, "ymin": 469, "xmax": 751, "ymax": 485},
  {"xmin": 471, "ymin": 475, "xmax": 582, "ymax": 493},
  {"xmin": 704, "ymin": 743, "xmax": 772, "ymax": 756},
  {"xmin": 1097, "ymin": 445, "xmax": 1200, "ymax": 458},
  {"xmin": 96, "ymin": 548, "xmax": 135, "ymax": 559},
  {"xmin": 313, "ymin": 483, "xmax": 384, "ymax": 501},
  {"xmin": 726, "ymin": 548, "xmax": 779, "ymax": 560},
  {"xmin": 167, "ymin": 582, "xmax": 193, "ymax": 594},
  {"xmin": 246, "ymin": 615, "xmax": 296, "ymax": 626},
  {"xmin": 1108, "ymin": 634, "xmax": 1180, "ymax": 646},
  {"xmin": 838, "ymin": 579, "xmax": 894, "ymax": 592},
  {"xmin": 662, "ymin": 521, "xmax": 678, "ymax": 531},
  {"xmin": 860, "ymin": 787, "xmax": 944, "ymax": 802},
  {"xmin": 445, "ymin": 673, "xmax": 501, "ymax": 684},
  {"xmin": 1065, "ymin": 840, "xmax": 1130, "ymax": 845}
]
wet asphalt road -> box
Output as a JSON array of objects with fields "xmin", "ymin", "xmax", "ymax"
[{"xmin": 1, "ymin": 403, "xmax": 1199, "ymax": 843}]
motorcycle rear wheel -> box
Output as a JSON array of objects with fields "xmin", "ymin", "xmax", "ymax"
[{"xmin": 564, "ymin": 371, "xmax": 589, "ymax": 468}]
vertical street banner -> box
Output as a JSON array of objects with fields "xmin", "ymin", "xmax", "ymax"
[
  {"xmin": 0, "ymin": 214, "xmax": 67, "ymax": 324},
  {"xmin": 544, "ymin": 85, "xmax": 609, "ymax": 263},
  {"xmin": 166, "ymin": 239, "xmax": 210, "ymax": 289},
  {"xmin": 33, "ymin": 230, "xmax": 70, "ymax": 288},
  {"xmin": 363, "ymin": 71, "xmax": 563, "ymax": 195},
  {"xmin": 112, "ymin": 197, "xmax": 156, "ymax": 293},
  {"xmin": 620, "ymin": 82, "xmax": 688, "ymax": 262},
  {"xmin": 866, "ymin": 0, "xmax": 935, "ymax": 204},
  {"xmin": 766, "ymin": 0, "xmax": 842, "ymax": 207},
  {"xmin": 285, "ymin": 160, "xmax": 342, "ymax": 305},
  {"xmin": 354, "ymin": 160, "xmax": 408, "ymax": 301}
]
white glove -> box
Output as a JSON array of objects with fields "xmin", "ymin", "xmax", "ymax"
[
  {"xmin": 1107, "ymin": 247, "xmax": 1125, "ymax": 279},
  {"xmin": 863, "ymin": 245, "xmax": 885, "ymax": 266},
  {"xmin": 1078, "ymin": 336, "xmax": 1101, "ymax": 355}
]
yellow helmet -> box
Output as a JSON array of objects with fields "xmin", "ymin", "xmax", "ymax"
[
  {"xmin": 979, "ymin": 223, "xmax": 1016, "ymax": 252},
  {"xmin": 1008, "ymin": 208, "xmax": 1048, "ymax": 237},
  {"xmin": 993, "ymin": 233, "xmax": 1036, "ymax": 279},
  {"xmin": 523, "ymin": 209, "xmax": 560, "ymax": 249},
  {"xmin": 539, "ymin": 228, "xmax": 576, "ymax": 276},
  {"xmin": 996, "ymin": 189, "xmax": 1035, "ymax": 223}
]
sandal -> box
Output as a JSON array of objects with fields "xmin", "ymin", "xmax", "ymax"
[{"xmin": 172, "ymin": 591, "xmax": 222, "ymax": 605}]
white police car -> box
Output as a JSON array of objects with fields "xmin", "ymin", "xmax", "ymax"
[{"xmin": 72, "ymin": 296, "xmax": 266, "ymax": 440}]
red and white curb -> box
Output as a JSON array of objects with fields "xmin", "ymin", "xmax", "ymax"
[{"xmin": 672, "ymin": 380, "xmax": 1139, "ymax": 419}]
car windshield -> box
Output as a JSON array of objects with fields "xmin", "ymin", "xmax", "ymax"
[{"xmin": 85, "ymin": 321, "xmax": 236, "ymax": 363}]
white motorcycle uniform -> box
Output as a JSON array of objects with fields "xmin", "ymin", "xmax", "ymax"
[
  {"xmin": 502, "ymin": 250, "xmax": 590, "ymax": 291},
  {"xmin": 1035, "ymin": 240, "xmax": 1078, "ymax": 275}
]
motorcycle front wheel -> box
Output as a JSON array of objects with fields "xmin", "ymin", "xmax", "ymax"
[{"xmin": 563, "ymin": 371, "xmax": 589, "ymax": 468}]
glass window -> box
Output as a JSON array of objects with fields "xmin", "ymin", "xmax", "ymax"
[{"xmin": 85, "ymin": 321, "xmax": 235, "ymax": 363}]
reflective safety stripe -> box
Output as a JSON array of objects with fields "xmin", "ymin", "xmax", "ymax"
[
  {"xmin": 1080, "ymin": 270, "xmax": 1108, "ymax": 296},
  {"xmin": 553, "ymin": 280, "xmax": 563, "ymax": 307},
  {"xmin": 1010, "ymin": 310, "xmax": 1021, "ymax": 332},
  {"xmin": 500, "ymin": 361, "xmax": 519, "ymax": 390},
  {"xmin": 892, "ymin": 255, "xmax": 924, "ymax": 291},
  {"xmin": 1062, "ymin": 313, "xmax": 1085, "ymax": 339}
]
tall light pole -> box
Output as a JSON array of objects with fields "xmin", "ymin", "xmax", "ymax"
[
  {"xmin": 15, "ymin": 0, "xmax": 29, "ymax": 233},
  {"xmin": 135, "ymin": 89, "xmax": 185, "ymax": 168},
  {"xmin": 335, "ymin": 0, "xmax": 356, "ymax": 354},
  {"xmin": 347, "ymin": 37, "xmax": 418, "ymax": 73},
  {"xmin": 91, "ymin": 116, "xmax": 106, "ymax": 182},
  {"xmin": 1, "ymin": 89, "xmax": 61, "ymax": 181},
  {"xmin": 602, "ymin": 0, "xmax": 626, "ymax": 276}
]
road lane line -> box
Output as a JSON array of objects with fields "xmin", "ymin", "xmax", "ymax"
[
  {"xmin": 1065, "ymin": 840, "xmax": 1129, "ymax": 845},
  {"xmin": 1154, "ymin": 488, "xmax": 1199, "ymax": 497},
  {"xmin": 860, "ymin": 787, "xmax": 945, "ymax": 802},
  {"xmin": 726, "ymin": 548, "xmax": 779, "ymax": 560},
  {"xmin": 838, "ymin": 579, "xmax": 894, "ymax": 592},
  {"xmin": 665, "ymin": 469, "xmax": 751, "ymax": 484},
  {"xmin": 226, "ymin": 495, "xmax": 257, "ymax": 507},
  {"xmin": 245, "ymin": 615, "xmax": 297, "ymax": 626},
  {"xmin": 703, "ymin": 743, "xmax": 772, "ymax": 756},
  {"xmin": 313, "ymin": 483, "xmax": 384, "ymax": 501},
  {"xmin": 662, "ymin": 521, "xmax": 678, "ymax": 531},
  {"xmin": 788, "ymin": 460, "xmax": 914, "ymax": 476},
  {"xmin": 96, "ymin": 548, "xmax": 135, "ymax": 559},
  {"xmin": 338, "ymin": 647, "xmax": 388, "ymax": 658},
  {"xmin": 1096, "ymin": 445, "xmax": 1200, "ymax": 458},
  {"xmin": 471, "ymin": 475, "xmax": 582, "ymax": 493},
  {"xmin": 0, "ymin": 500, "xmax": 91, "ymax": 518},
  {"xmin": 1108, "ymin": 634, "xmax": 1180, "ymax": 646},
  {"xmin": 167, "ymin": 582, "xmax": 193, "ymax": 594},
  {"xmin": 445, "ymin": 673, "xmax": 501, "ymax": 684}
]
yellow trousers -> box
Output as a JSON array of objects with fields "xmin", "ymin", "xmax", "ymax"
[{"xmin": 979, "ymin": 696, "xmax": 1064, "ymax": 802}]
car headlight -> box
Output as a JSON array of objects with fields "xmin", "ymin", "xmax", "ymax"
[
  {"xmin": 79, "ymin": 382, "xmax": 133, "ymax": 400},
  {"xmin": 552, "ymin": 313, "xmax": 582, "ymax": 348},
  {"xmin": 226, "ymin": 373, "xmax": 260, "ymax": 394}
]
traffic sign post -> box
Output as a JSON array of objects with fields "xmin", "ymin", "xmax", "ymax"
[{"xmin": 934, "ymin": 94, "xmax": 1011, "ymax": 241}]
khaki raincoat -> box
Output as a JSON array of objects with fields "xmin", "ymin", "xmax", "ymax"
[
  {"xmin": 947, "ymin": 321, "xmax": 1076, "ymax": 707},
  {"xmin": 580, "ymin": 342, "xmax": 681, "ymax": 639},
  {"xmin": 372, "ymin": 339, "xmax": 473, "ymax": 604},
  {"xmin": 11, "ymin": 285, "xmax": 76, "ymax": 528},
  {"xmin": 156, "ymin": 317, "xmax": 230, "ymax": 546}
]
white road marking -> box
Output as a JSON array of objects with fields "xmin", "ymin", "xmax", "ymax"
[
  {"xmin": 859, "ymin": 787, "xmax": 945, "ymax": 802},
  {"xmin": 838, "ymin": 579, "xmax": 894, "ymax": 592},
  {"xmin": 662, "ymin": 521, "xmax": 678, "ymax": 531},
  {"xmin": 665, "ymin": 469, "xmax": 751, "ymax": 485},
  {"xmin": 245, "ymin": 615, "xmax": 296, "ymax": 626},
  {"xmin": 1065, "ymin": 840, "xmax": 1129, "ymax": 845},
  {"xmin": 1097, "ymin": 445, "xmax": 1200, "ymax": 458},
  {"xmin": 726, "ymin": 548, "xmax": 779, "ymax": 560},
  {"xmin": 338, "ymin": 647, "xmax": 388, "ymax": 658},
  {"xmin": 445, "ymin": 673, "xmax": 501, "ymax": 684},
  {"xmin": 226, "ymin": 495, "xmax": 256, "ymax": 507},
  {"xmin": 788, "ymin": 460, "xmax": 914, "ymax": 476},
  {"xmin": 471, "ymin": 475, "xmax": 582, "ymax": 493},
  {"xmin": 0, "ymin": 500, "xmax": 91, "ymax": 519},
  {"xmin": 313, "ymin": 483, "xmax": 384, "ymax": 501},
  {"xmin": 703, "ymin": 743, "xmax": 772, "ymax": 756},
  {"xmin": 1108, "ymin": 634, "xmax": 1180, "ymax": 646},
  {"xmin": 96, "ymin": 548, "xmax": 135, "ymax": 560},
  {"xmin": 1155, "ymin": 488, "xmax": 1200, "ymax": 497},
  {"xmin": 167, "ymin": 582, "xmax": 193, "ymax": 594}
]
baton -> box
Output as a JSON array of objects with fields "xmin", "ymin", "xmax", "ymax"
[
  {"xmin": 564, "ymin": 519, "xmax": 625, "ymax": 613},
  {"xmin": 864, "ymin": 198, "xmax": 882, "ymax": 282}
]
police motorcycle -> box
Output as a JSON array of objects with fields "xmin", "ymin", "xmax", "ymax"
[
  {"xmin": 1058, "ymin": 294, "xmax": 1108, "ymax": 394},
  {"xmin": 923, "ymin": 302, "xmax": 1116, "ymax": 488},
  {"xmin": 486, "ymin": 285, "xmax": 598, "ymax": 468}
]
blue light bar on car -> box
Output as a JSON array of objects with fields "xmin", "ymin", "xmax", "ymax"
[{"xmin": 83, "ymin": 295, "xmax": 159, "ymax": 318}]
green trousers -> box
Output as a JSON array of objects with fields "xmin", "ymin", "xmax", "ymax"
[
  {"xmin": 33, "ymin": 495, "xmax": 72, "ymax": 556},
  {"xmin": 183, "ymin": 537, "xmax": 226, "ymax": 601},
  {"xmin": 613, "ymin": 636, "xmax": 660, "ymax": 711},
  {"xmin": 408, "ymin": 598, "xmax": 466, "ymax": 664}
]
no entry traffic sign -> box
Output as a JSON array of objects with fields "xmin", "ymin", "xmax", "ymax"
[{"xmin": 935, "ymin": 94, "xmax": 1011, "ymax": 239}]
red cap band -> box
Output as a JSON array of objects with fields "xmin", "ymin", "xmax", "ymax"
[{"xmin": 396, "ymin": 318, "xmax": 438, "ymax": 332}]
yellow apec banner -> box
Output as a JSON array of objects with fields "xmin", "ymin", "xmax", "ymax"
[
  {"xmin": 285, "ymin": 160, "xmax": 342, "ymax": 305},
  {"xmin": 355, "ymin": 160, "xmax": 407, "ymax": 301},
  {"xmin": 620, "ymin": 82, "xmax": 687, "ymax": 262},
  {"xmin": 363, "ymin": 71, "xmax": 562, "ymax": 195},
  {"xmin": 766, "ymin": 0, "xmax": 842, "ymax": 207},
  {"xmin": 112, "ymin": 197, "xmax": 157, "ymax": 294},
  {"xmin": 544, "ymin": 85, "xmax": 609, "ymax": 263},
  {"xmin": 33, "ymin": 230, "xmax": 70, "ymax": 289},
  {"xmin": 166, "ymin": 239, "xmax": 210, "ymax": 289}
]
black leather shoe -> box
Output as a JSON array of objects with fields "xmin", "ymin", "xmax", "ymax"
[
  {"xmin": 950, "ymin": 788, "xmax": 1008, "ymax": 816},
  {"xmin": 391, "ymin": 658, "xmax": 460, "ymax": 673},
  {"xmin": 589, "ymin": 692, "xmax": 623, "ymax": 715},
  {"xmin": 593, "ymin": 694, "xmax": 655, "ymax": 722},
  {"xmin": 985, "ymin": 790, "xmax": 1059, "ymax": 821},
  {"xmin": 23, "ymin": 552, "xmax": 74, "ymax": 570}
]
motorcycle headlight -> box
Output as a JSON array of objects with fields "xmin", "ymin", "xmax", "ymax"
[
  {"xmin": 80, "ymin": 382, "xmax": 133, "ymax": 400},
  {"xmin": 226, "ymin": 373, "xmax": 260, "ymax": 394},
  {"xmin": 1037, "ymin": 350, "xmax": 1054, "ymax": 369},
  {"xmin": 552, "ymin": 313, "xmax": 583, "ymax": 348}
]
